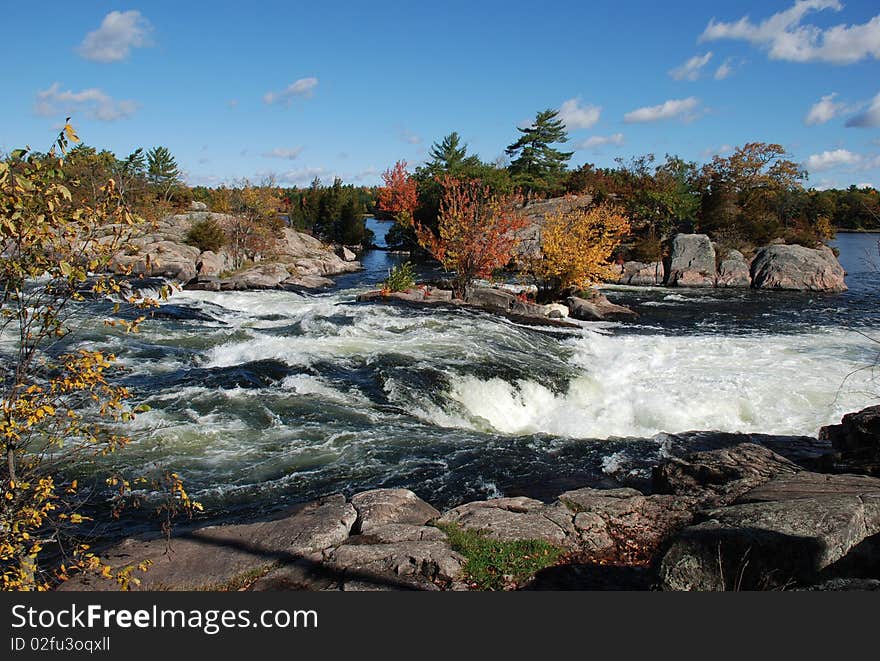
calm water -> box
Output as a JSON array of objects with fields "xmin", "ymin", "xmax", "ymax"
[{"xmin": 43, "ymin": 225, "xmax": 880, "ymax": 534}]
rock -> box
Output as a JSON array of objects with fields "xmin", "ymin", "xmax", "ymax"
[
  {"xmin": 326, "ymin": 540, "xmax": 465, "ymax": 585},
  {"xmin": 652, "ymin": 443, "xmax": 800, "ymax": 507},
  {"xmin": 716, "ymin": 250, "xmax": 751, "ymax": 288},
  {"xmin": 196, "ymin": 250, "xmax": 229, "ymax": 277},
  {"xmin": 750, "ymin": 244, "xmax": 847, "ymax": 292},
  {"xmin": 336, "ymin": 246, "xmax": 357, "ymax": 262},
  {"xmin": 282, "ymin": 274, "xmax": 333, "ymax": 289},
  {"xmin": 617, "ymin": 261, "xmax": 664, "ymax": 286},
  {"xmin": 666, "ymin": 234, "xmax": 716, "ymax": 287},
  {"xmin": 465, "ymin": 286, "xmax": 516, "ymax": 311},
  {"xmin": 357, "ymin": 524, "xmax": 448, "ymax": 544},
  {"xmin": 425, "ymin": 288, "xmax": 453, "ymax": 302},
  {"xmin": 566, "ymin": 294, "xmax": 637, "ymax": 322},
  {"xmin": 223, "ymin": 264, "xmax": 291, "ymax": 290},
  {"xmin": 559, "ymin": 487, "xmax": 693, "ymax": 560},
  {"xmin": 350, "ymin": 488, "xmax": 440, "ymax": 534},
  {"xmin": 436, "ymin": 496, "xmax": 575, "ymax": 547},
  {"xmin": 58, "ymin": 495, "xmax": 356, "ymax": 591},
  {"xmin": 819, "ymin": 405, "xmax": 880, "ymax": 476},
  {"xmin": 659, "ymin": 471, "xmax": 880, "ymax": 590},
  {"xmin": 185, "ymin": 276, "xmax": 221, "ymax": 292},
  {"xmin": 190, "ymin": 201, "xmax": 208, "ymax": 212}
]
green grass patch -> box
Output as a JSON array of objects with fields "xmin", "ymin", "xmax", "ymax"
[{"xmin": 436, "ymin": 523, "xmax": 563, "ymax": 590}]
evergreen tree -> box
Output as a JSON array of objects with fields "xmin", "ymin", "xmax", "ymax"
[
  {"xmin": 146, "ymin": 146, "xmax": 181, "ymax": 202},
  {"xmin": 505, "ymin": 109, "xmax": 573, "ymax": 200}
]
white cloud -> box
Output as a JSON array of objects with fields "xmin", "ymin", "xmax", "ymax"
[
  {"xmin": 275, "ymin": 167, "xmax": 332, "ymax": 186},
  {"xmin": 805, "ymin": 92, "xmax": 848, "ymax": 125},
  {"xmin": 262, "ymin": 147, "xmax": 304, "ymax": 160},
  {"xmin": 846, "ymin": 92, "xmax": 880, "ymax": 128},
  {"xmin": 558, "ymin": 98, "xmax": 601, "ymax": 129},
  {"xmin": 34, "ymin": 83, "xmax": 138, "ymax": 121},
  {"xmin": 714, "ymin": 58, "xmax": 735, "ymax": 79},
  {"xmin": 263, "ymin": 78, "xmax": 319, "ymax": 105},
  {"xmin": 576, "ymin": 133, "xmax": 624, "ymax": 151},
  {"xmin": 669, "ymin": 53, "xmax": 713, "ymax": 81},
  {"xmin": 623, "ymin": 97, "xmax": 700, "ymax": 123},
  {"xmin": 701, "ymin": 144, "xmax": 734, "ymax": 159},
  {"xmin": 77, "ymin": 10, "xmax": 153, "ymax": 63},
  {"xmin": 806, "ymin": 148, "xmax": 862, "ymax": 171},
  {"xmin": 700, "ymin": 1, "xmax": 880, "ymax": 65}
]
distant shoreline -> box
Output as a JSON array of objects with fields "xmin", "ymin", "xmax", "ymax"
[{"xmin": 835, "ymin": 229, "xmax": 880, "ymax": 234}]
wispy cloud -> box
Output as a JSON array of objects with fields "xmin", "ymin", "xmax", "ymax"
[
  {"xmin": 397, "ymin": 128, "xmax": 422, "ymax": 144},
  {"xmin": 77, "ymin": 10, "xmax": 153, "ymax": 63},
  {"xmin": 576, "ymin": 133, "xmax": 624, "ymax": 151},
  {"xmin": 558, "ymin": 98, "xmax": 601, "ymax": 129},
  {"xmin": 623, "ymin": 97, "xmax": 700, "ymax": 123},
  {"xmin": 700, "ymin": 1, "xmax": 880, "ymax": 64},
  {"xmin": 846, "ymin": 92, "xmax": 880, "ymax": 128},
  {"xmin": 262, "ymin": 147, "xmax": 304, "ymax": 160},
  {"xmin": 669, "ymin": 53, "xmax": 713, "ymax": 81},
  {"xmin": 274, "ymin": 167, "xmax": 332, "ymax": 186},
  {"xmin": 701, "ymin": 144, "xmax": 734, "ymax": 159},
  {"xmin": 806, "ymin": 148, "xmax": 862, "ymax": 171},
  {"xmin": 34, "ymin": 83, "xmax": 138, "ymax": 121},
  {"xmin": 714, "ymin": 58, "xmax": 735, "ymax": 80},
  {"xmin": 804, "ymin": 92, "xmax": 847, "ymax": 125},
  {"xmin": 263, "ymin": 77, "xmax": 319, "ymax": 105}
]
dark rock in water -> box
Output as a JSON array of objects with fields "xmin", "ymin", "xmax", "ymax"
[
  {"xmin": 666, "ymin": 234, "xmax": 716, "ymax": 288},
  {"xmin": 819, "ymin": 405, "xmax": 880, "ymax": 476},
  {"xmin": 803, "ymin": 578, "xmax": 880, "ymax": 591},
  {"xmin": 750, "ymin": 243, "xmax": 847, "ymax": 292},
  {"xmin": 615, "ymin": 261, "xmax": 664, "ymax": 286},
  {"xmin": 350, "ymin": 488, "xmax": 440, "ymax": 533},
  {"xmin": 652, "ymin": 443, "xmax": 800, "ymax": 506}
]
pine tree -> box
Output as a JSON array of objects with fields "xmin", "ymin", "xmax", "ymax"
[
  {"xmin": 146, "ymin": 146, "xmax": 181, "ymax": 202},
  {"xmin": 505, "ymin": 109, "xmax": 573, "ymax": 200}
]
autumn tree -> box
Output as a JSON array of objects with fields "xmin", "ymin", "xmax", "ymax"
[
  {"xmin": 415, "ymin": 176, "xmax": 527, "ymax": 297},
  {"xmin": 531, "ymin": 201, "xmax": 631, "ymax": 300},
  {"xmin": 1, "ymin": 124, "xmax": 198, "ymax": 590},
  {"xmin": 506, "ymin": 109, "xmax": 573, "ymax": 200},
  {"xmin": 222, "ymin": 181, "xmax": 284, "ymax": 269}
]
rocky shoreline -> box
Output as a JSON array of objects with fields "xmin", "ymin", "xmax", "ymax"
[{"xmin": 59, "ymin": 406, "xmax": 880, "ymax": 591}]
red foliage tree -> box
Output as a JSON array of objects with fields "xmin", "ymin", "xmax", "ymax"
[{"xmin": 377, "ymin": 160, "xmax": 418, "ymax": 226}]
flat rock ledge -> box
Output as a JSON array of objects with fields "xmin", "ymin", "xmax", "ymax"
[
  {"xmin": 356, "ymin": 285, "xmax": 634, "ymax": 327},
  {"xmin": 59, "ymin": 436, "xmax": 880, "ymax": 591}
]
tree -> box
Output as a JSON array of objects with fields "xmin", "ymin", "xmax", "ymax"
[
  {"xmin": 414, "ymin": 176, "xmax": 527, "ymax": 297},
  {"xmin": 222, "ymin": 181, "xmax": 284, "ymax": 269},
  {"xmin": 185, "ymin": 218, "xmax": 226, "ymax": 253},
  {"xmin": 531, "ymin": 201, "xmax": 631, "ymax": 300},
  {"xmin": 1, "ymin": 124, "xmax": 198, "ymax": 590},
  {"xmin": 146, "ymin": 146, "xmax": 182, "ymax": 203},
  {"xmin": 425, "ymin": 132, "xmax": 481, "ymax": 175},
  {"xmin": 505, "ymin": 109, "xmax": 573, "ymax": 200},
  {"xmin": 377, "ymin": 161, "xmax": 418, "ymax": 225}
]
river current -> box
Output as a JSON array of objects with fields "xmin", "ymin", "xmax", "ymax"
[{"xmin": 52, "ymin": 223, "xmax": 880, "ymax": 531}]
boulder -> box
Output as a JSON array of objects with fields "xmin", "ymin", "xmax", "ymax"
[
  {"xmin": 336, "ymin": 246, "xmax": 358, "ymax": 262},
  {"xmin": 325, "ymin": 540, "xmax": 465, "ymax": 585},
  {"xmin": 567, "ymin": 294, "xmax": 637, "ymax": 322},
  {"xmin": 666, "ymin": 234, "xmax": 716, "ymax": 287},
  {"xmin": 350, "ymin": 488, "xmax": 440, "ymax": 534},
  {"xmin": 189, "ymin": 201, "xmax": 208, "ymax": 212},
  {"xmin": 819, "ymin": 405, "xmax": 880, "ymax": 476},
  {"xmin": 436, "ymin": 496, "xmax": 575, "ymax": 547},
  {"xmin": 223, "ymin": 264, "xmax": 291, "ymax": 290},
  {"xmin": 545, "ymin": 303, "xmax": 569, "ymax": 319},
  {"xmin": 750, "ymin": 244, "xmax": 847, "ymax": 292},
  {"xmin": 465, "ymin": 286, "xmax": 516, "ymax": 311},
  {"xmin": 716, "ymin": 250, "xmax": 751, "ymax": 288},
  {"xmin": 58, "ymin": 495, "xmax": 357, "ymax": 591},
  {"xmin": 659, "ymin": 471, "xmax": 880, "ymax": 590},
  {"xmin": 196, "ymin": 250, "xmax": 230, "ymax": 277},
  {"xmin": 652, "ymin": 443, "xmax": 800, "ymax": 507},
  {"xmin": 617, "ymin": 261, "xmax": 664, "ymax": 286}
]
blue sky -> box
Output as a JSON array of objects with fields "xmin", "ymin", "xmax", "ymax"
[{"xmin": 1, "ymin": 0, "xmax": 879, "ymax": 189}]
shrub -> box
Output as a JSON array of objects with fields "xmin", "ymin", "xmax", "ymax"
[
  {"xmin": 383, "ymin": 261, "xmax": 416, "ymax": 292},
  {"xmin": 185, "ymin": 218, "xmax": 227, "ymax": 253}
]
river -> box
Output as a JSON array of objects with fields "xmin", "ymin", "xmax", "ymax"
[{"xmin": 60, "ymin": 223, "xmax": 880, "ymax": 533}]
